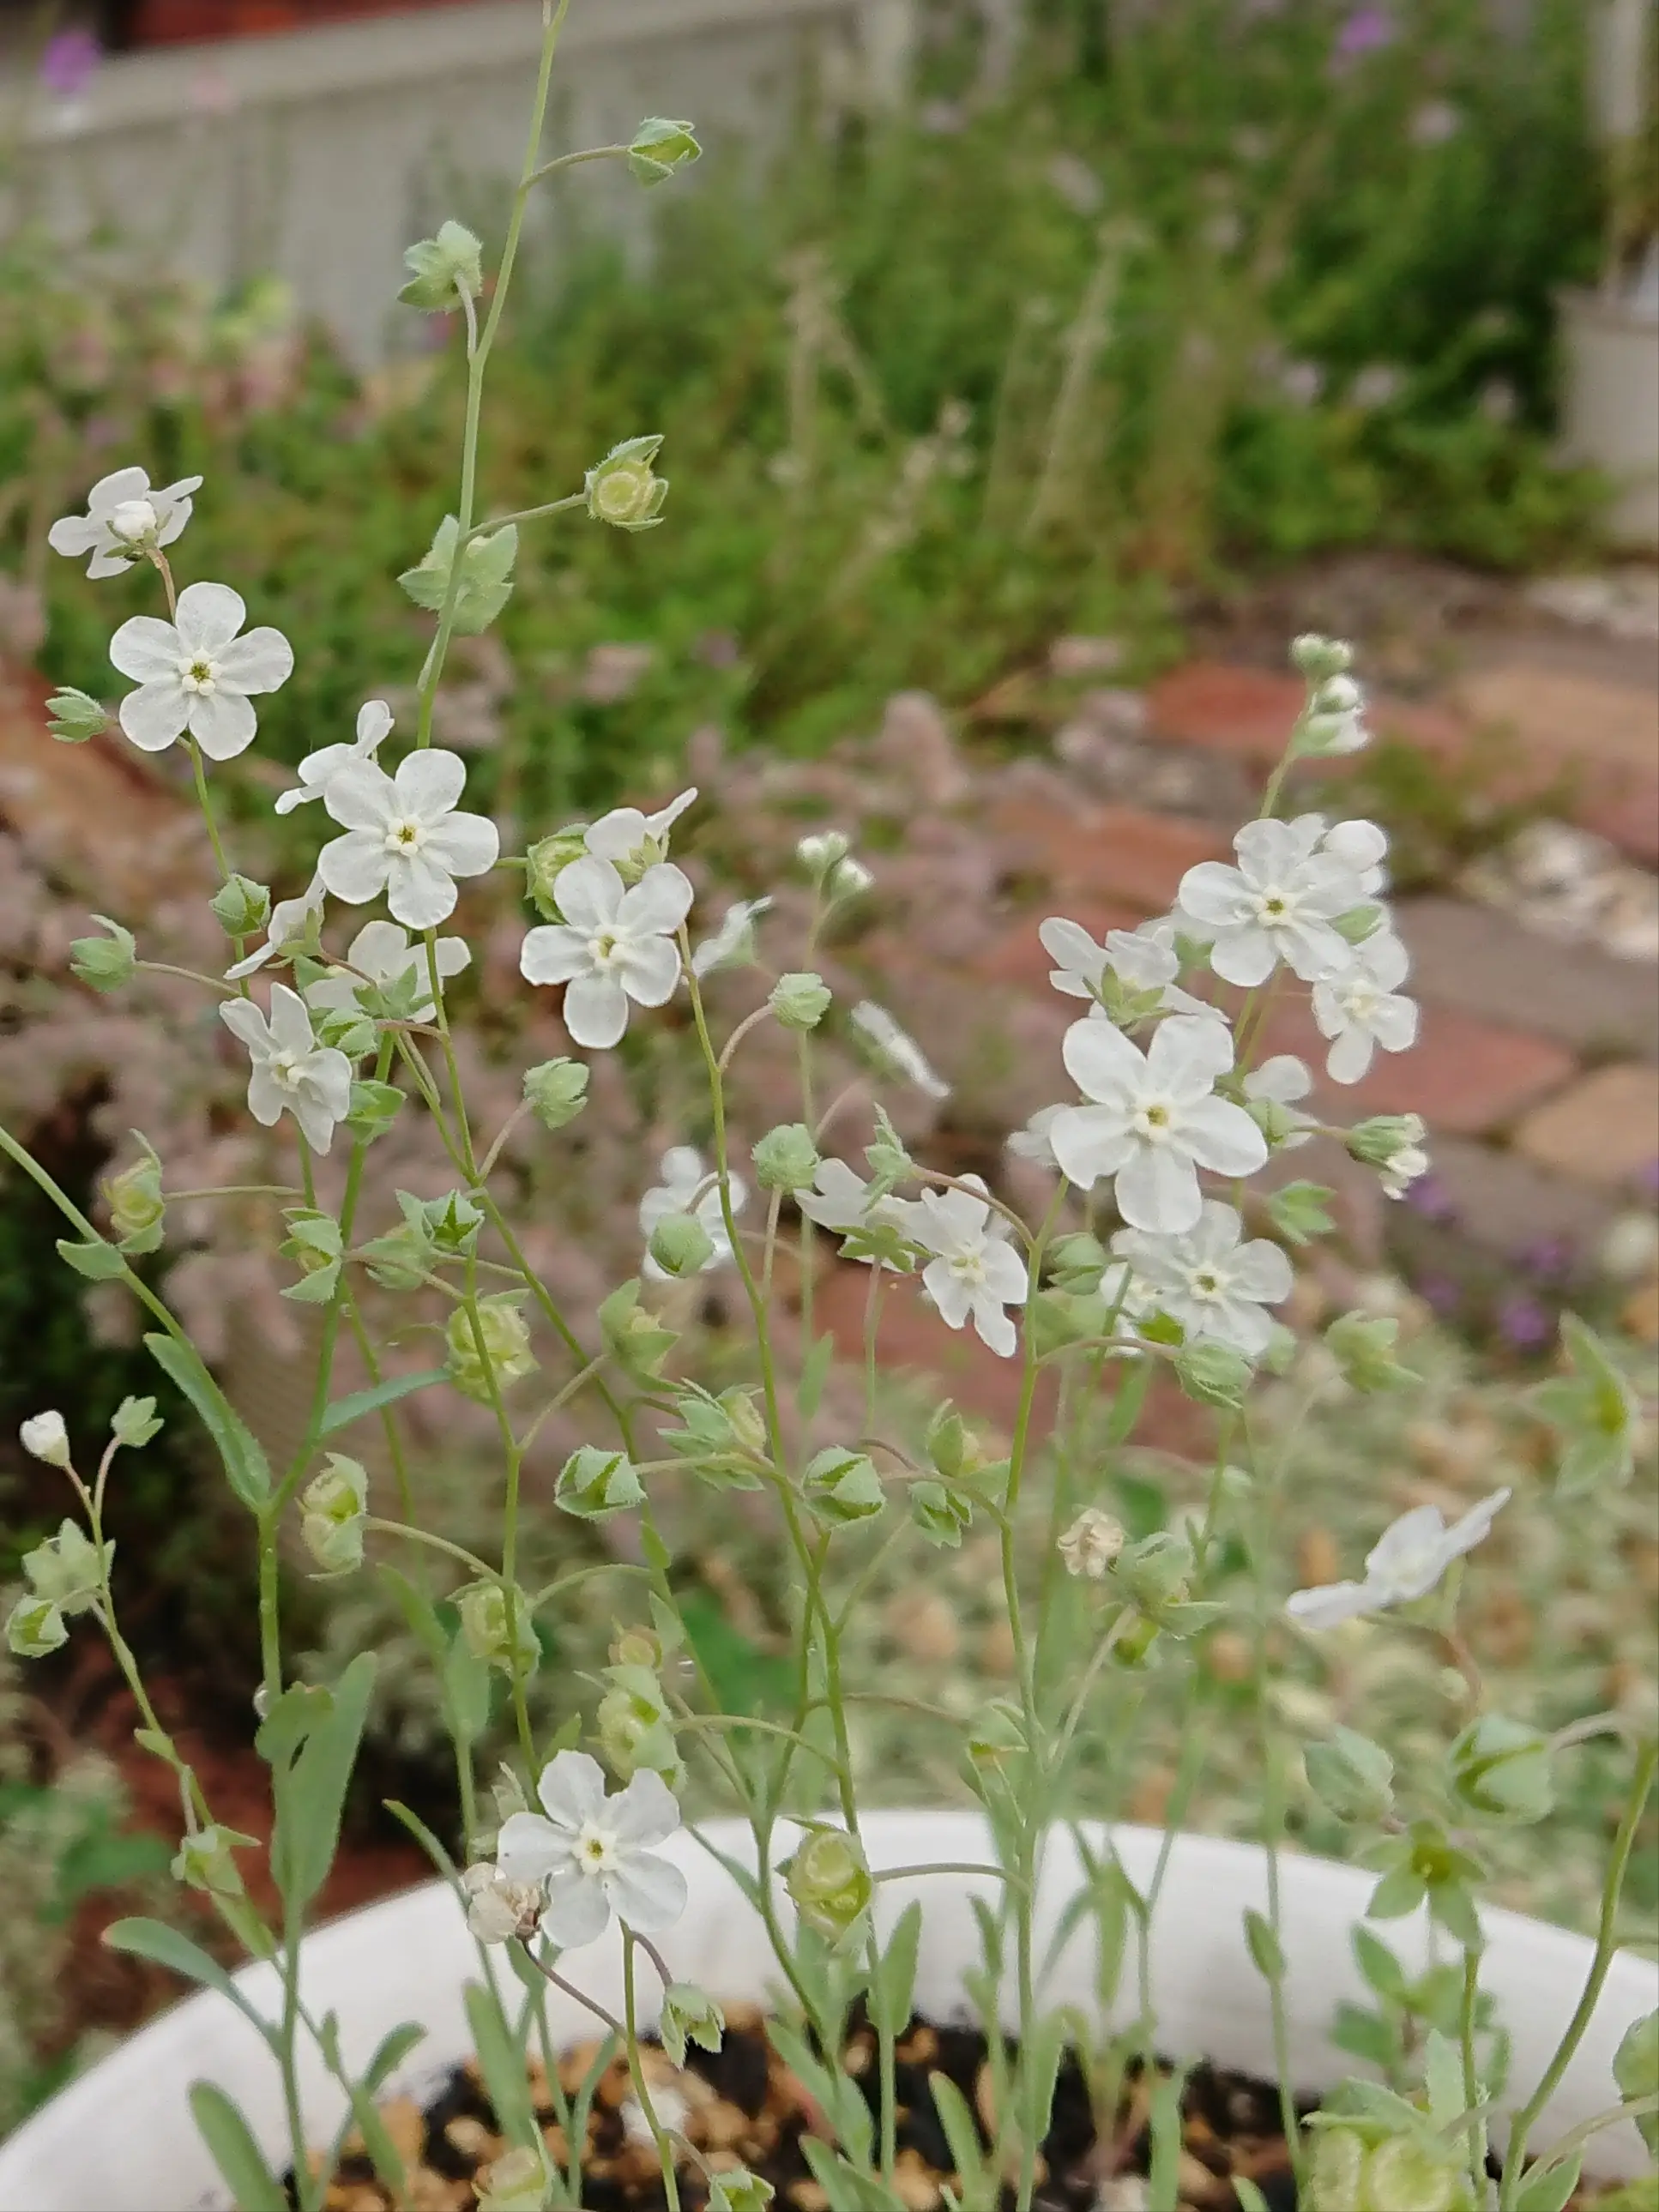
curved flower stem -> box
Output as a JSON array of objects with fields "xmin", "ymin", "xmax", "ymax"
[
  {"xmin": 621, "ymin": 1927, "xmax": 682, "ymax": 2212},
  {"xmin": 365, "ymin": 1517, "xmax": 497, "ymax": 1582},
  {"xmin": 1458, "ymin": 1947, "xmax": 1487, "ymax": 2203}
]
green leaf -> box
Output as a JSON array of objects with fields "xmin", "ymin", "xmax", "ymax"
[
  {"xmin": 188, "ymin": 2082, "xmax": 287, "ymax": 2212},
  {"xmin": 268, "ymin": 1653, "xmax": 376, "ymax": 1918},
  {"xmin": 463, "ymin": 1981, "xmax": 540, "ymax": 2151},
  {"xmin": 57, "ymin": 1235, "xmax": 127, "ymax": 1281},
  {"xmin": 320, "ymin": 1367, "xmax": 447, "ymax": 1438},
  {"xmin": 928, "ymin": 2073, "xmax": 998, "ymax": 2210},
  {"xmin": 799, "ymin": 1331, "xmax": 836, "ymax": 1419},
  {"xmin": 144, "ymin": 1333, "xmax": 271, "ymax": 1510},
  {"xmin": 384, "ymin": 1799, "xmax": 462, "ymax": 1884},
  {"xmin": 397, "ymin": 516, "xmax": 519, "ymax": 636},
  {"xmin": 340, "ymin": 2022, "xmax": 426, "ymax": 2194},
  {"xmin": 1422, "ymin": 2028, "xmax": 1466, "ymax": 2128},
  {"xmin": 1232, "ymin": 2183, "xmax": 1273, "ymax": 2212},
  {"xmin": 1513, "ymin": 2156, "xmax": 1583, "ymax": 2212},
  {"xmin": 1614, "ymin": 2008, "xmax": 1659, "ymax": 2158},
  {"xmin": 1352, "ymin": 1924, "xmax": 1408, "ymax": 2004},
  {"xmin": 1243, "ymin": 1908, "xmax": 1285, "ymax": 1981},
  {"xmin": 1330, "ymin": 2003, "xmax": 1397, "ymax": 2070},
  {"xmin": 1266, "ymin": 1180, "xmax": 1336, "ymax": 1245},
  {"xmin": 872, "ymin": 1901, "xmax": 922, "ymax": 2036},
  {"xmin": 103, "ymin": 1919, "xmax": 274, "ymax": 2042}
]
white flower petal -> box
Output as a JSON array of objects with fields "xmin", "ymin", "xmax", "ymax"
[
  {"xmin": 215, "ymin": 626, "xmax": 294, "ymax": 696},
  {"xmin": 118, "ymin": 682, "xmax": 191, "ymax": 752},
  {"xmin": 539, "ymin": 1868, "xmax": 616, "ymax": 1950},
  {"xmin": 109, "ymin": 616, "xmax": 184, "ymax": 685},
  {"xmin": 174, "ymin": 581, "xmax": 247, "ymax": 654},
  {"xmin": 1047, "ymin": 1102, "xmax": 1131, "ymax": 1188},
  {"xmin": 536, "ymin": 1751, "xmax": 608, "ymax": 1831},
  {"xmin": 495, "ymin": 1809, "xmax": 565, "ymax": 1884},
  {"xmin": 1180, "ymin": 1095, "xmax": 1269, "ymax": 1178},
  {"xmin": 323, "ymin": 763, "xmax": 397, "ymax": 834},
  {"xmin": 395, "ymin": 747, "xmax": 468, "ymax": 822},
  {"xmin": 386, "ymin": 851, "xmax": 460, "ymax": 930},
  {"xmin": 618, "ymin": 863, "xmax": 696, "ymax": 937},
  {"xmin": 1284, "ymin": 1580, "xmax": 1379, "ymax": 1629},
  {"xmin": 520, "ymin": 925, "xmax": 589, "ymax": 986},
  {"xmin": 318, "ymin": 831, "xmax": 391, "ymax": 907},
  {"xmin": 564, "ymin": 973, "xmax": 630, "ymax": 1050},
  {"xmin": 189, "ymin": 688, "xmax": 258, "ymax": 760},
  {"xmin": 604, "ymin": 1852, "xmax": 688, "ymax": 1935},
  {"xmin": 1061, "ymin": 1017, "xmax": 1144, "ymax": 1103},
  {"xmin": 608, "ymin": 1769, "xmax": 682, "ymax": 1848},
  {"xmin": 619, "ymin": 935, "xmax": 682, "ymax": 1008},
  {"xmin": 425, "ymin": 811, "xmax": 500, "ymax": 882},
  {"xmin": 551, "ymin": 856, "xmax": 624, "ymax": 931},
  {"xmin": 1115, "ymin": 1145, "xmax": 1203, "ymax": 1235}
]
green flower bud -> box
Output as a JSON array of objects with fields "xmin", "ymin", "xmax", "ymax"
[
  {"xmin": 474, "ymin": 2146, "xmax": 548, "ymax": 2212},
  {"xmin": 1326, "ymin": 1311, "xmax": 1413, "ymax": 1393},
  {"xmin": 446, "ymin": 1294, "xmax": 537, "ymax": 1401},
  {"xmin": 751, "ymin": 1123, "xmax": 820, "ymax": 1194},
  {"xmin": 312, "ymin": 1005, "xmax": 378, "ymax": 1059},
  {"xmin": 1306, "ymin": 1726, "xmax": 1396, "ymax": 1824},
  {"xmin": 802, "ymin": 1446, "xmax": 885, "ymax": 1529},
  {"xmin": 69, "ymin": 915, "xmax": 136, "ymax": 993},
  {"xmin": 785, "ymin": 1828, "xmax": 872, "ymax": 1942},
  {"xmin": 1306, "ymin": 2129, "xmax": 1369, "ymax": 2212},
  {"xmin": 1047, "ymin": 1231, "xmax": 1109, "ymax": 1293},
  {"xmin": 1118, "ymin": 1532, "xmax": 1194, "ymax": 1617},
  {"xmin": 628, "ymin": 116, "xmax": 702, "ymax": 186},
  {"xmin": 1614, "ymin": 2010, "xmax": 1659, "ymax": 2160},
  {"xmin": 208, "ymin": 875, "xmax": 271, "ymax": 938},
  {"xmin": 1448, "ymin": 1714, "xmax": 1554, "ymax": 1826},
  {"xmin": 659, "ymin": 1982, "xmax": 724, "ymax": 2068},
  {"xmin": 1266, "ymin": 1180, "xmax": 1336, "ymax": 1246},
  {"xmin": 398, "ymin": 219, "xmax": 484, "ymax": 310},
  {"xmin": 1026, "ymin": 1286, "xmax": 1108, "ymax": 1358},
  {"xmin": 796, "ymin": 830, "xmax": 851, "ymax": 880},
  {"xmin": 456, "ymin": 1580, "xmax": 540, "ymax": 1679},
  {"xmin": 769, "ymin": 972, "xmax": 832, "ymax": 1032},
  {"xmin": 280, "ymin": 1208, "xmax": 343, "ymax": 1305},
  {"xmin": 110, "ymin": 1395, "xmax": 163, "ymax": 1450},
  {"xmin": 398, "ymin": 516, "xmax": 517, "ymax": 636},
  {"xmin": 709, "ymin": 2174, "xmax": 774, "ymax": 2212},
  {"xmin": 585, "ymin": 435, "xmax": 668, "ymax": 531},
  {"xmin": 598, "ymin": 1281, "xmax": 678, "ymax": 1382},
  {"xmin": 596, "ymin": 1668, "xmax": 680, "ymax": 1785},
  {"xmin": 102, "ymin": 1139, "xmax": 166, "ymax": 1253},
  {"xmin": 1347, "ymin": 1113, "xmax": 1427, "ymax": 1169},
  {"xmin": 22, "ymin": 1520, "xmax": 111, "ymax": 1615},
  {"xmin": 172, "ymin": 1824, "xmax": 258, "ymax": 1899},
  {"xmin": 299, "ymin": 1454, "xmax": 368, "ymax": 1575},
  {"xmin": 1291, "ymin": 634, "xmax": 1354, "ymax": 681},
  {"xmin": 522, "ymin": 1057, "xmax": 589, "ymax": 1130},
  {"xmin": 910, "ymin": 1479, "xmax": 972, "ymax": 1548},
  {"xmin": 649, "ymin": 1212, "xmax": 716, "ymax": 1278},
  {"xmin": 46, "ymin": 687, "xmax": 110, "ymax": 744},
  {"xmin": 6, "ymin": 1596, "xmax": 66, "ymax": 1658},
  {"xmin": 556, "ymin": 1445, "xmax": 646, "ymax": 1520},
  {"xmin": 610, "ymin": 1626, "xmax": 665, "ymax": 1671},
  {"xmin": 924, "ymin": 1401, "xmax": 971, "ymax": 1480},
  {"xmin": 524, "ymin": 827, "xmax": 590, "ymax": 920},
  {"xmin": 424, "ymin": 1190, "xmax": 484, "ymax": 1256},
  {"xmin": 1174, "ymin": 1339, "xmax": 1253, "ymax": 1409},
  {"xmin": 345, "ymin": 1078, "xmax": 404, "ymax": 1144}
]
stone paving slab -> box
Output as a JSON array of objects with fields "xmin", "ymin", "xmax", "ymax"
[
  {"xmin": 1395, "ymin": 896, "xmax": 1659, "ymax": 1062},
  {"xmin": 1513, "ymin": 1064, "xmax": 1659, "ymax": 1191},
  {"xmin": 1265, "ymin": 997, "xmax": 1578, "ymax": 1138}
]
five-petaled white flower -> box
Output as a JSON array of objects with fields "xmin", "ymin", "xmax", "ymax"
[
  {"xmin": 220, "ymin": 984, "xmax": 353, "ymax": 1153},
  {"xmin": 519, "ymin": 856, "xmax": 692, "ymax": 1051},
  {"xmin": 849, "ymin": 1001, "xmax": 950, "ymax": 1101},
  {"xmin": 49, "ymin": 466, "xmax": 202, "ymax": 580},
  {"xmin": 1285, "ymin": 1489, "xmax": 1511, "ymax": 1629},
  {"xmin": 226, "ymin": 877, "xmax": 325, "ymax": 981},
  {"xmin": 494, "ymin": 1750, "xmax": 687, "ymax": 1950},
  {"xmin": 110, "ymin": 582, "xmax": 293, "ymax": 759},
  {"xmin": 910, "ymin": 1175, "xmax": 1029, "ymax": 1358},
  {"xmin": 1109, "ymin": 1200, "xmax": 1293, "ymax": 1359},
  {"xmin": 797, "ymin": 1159, "xmax": 919, "ymax": 1264},
  {"xmin": 691, "ymin": 896, "xmax": 772, "ymax": 979},
  {"xmin": 584, "ymin": 787, "xmax": 697, "ymax": 875},
  {"xmin": 1176, "ymin": 816, "xmax": 1372, "ymax": 987},
  {"xmin": 1312, "ymin": 929, "xmax": 1419, "ymax": 1083},
  {"xmin": 275, "ymin": 699, "xmax": 394, "ymax": 816},
  {"xmin": 638, "ymin": 1147, "xmax": 746, "ymax": 1278},
  {"xmin": 318, "ymin": 748, "xmax": 499, "ymax": 931},
  {"xmin": 1048, "ymin": 1014, "xmax": 1267, "ymax": 1235},
  {"xmin": 1041, "ymin": 915, "xmax": 1207, "ymax": 1020},
  {"xmin": 307, "ymin": 919, "xmax": 469, "ymax": 1025}
]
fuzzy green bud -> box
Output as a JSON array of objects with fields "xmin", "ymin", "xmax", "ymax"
[
  {"xmin": 785, "ymin": 1827, "xmax": 872, "ymax": 1941},
  {"xmin": 796, "ymin": 830, "xmax": 851, "ymax": 881},
  {"xmin": 474, "ymin": 2147, "xmax": 548, "ymax": 2212},
  {"xmin": 628, "ymin": 116, "xmax": 702, "ymax": 186},
  {"xmin": 456, "ymin": 1581, "xmax": 540, "ymax": 1679},
  {"xmin": 110, "ymin": 1395, "xmax": 163, "ymax": 1450},
  {"xmin": 1175, "ymin": 1338, "xmax": 1253, "ymax": 1409},
  {"xmin": 1614, "ymin": 2010, "xmax": 1659, "ymax": 2160},
  {"xmin": 1305, "ymin": 1726, "xmax": 1395, "ymax": 1823},
  {"xmin": 1347, "ymin": 1113, "xmax": 1427, "ymax": 1169},
  {"xmin": 172, "ymin": 1823, "xmax": 258, "ymax": 1899},
  {"xmin": 345, "ymin": 1078, "xmax": 404, "ymax": 1145},
  {"xmin": 924, "ymin": 1401, "xmax": 973, "ymax": 1480},
  {"xmin": 23, "ymin": 1520, "xmax": 110, "ymax": 1616},
  {"xmin": 751, "ymin": 1123, "xmax": 820, "ymax": 1194},
  {"xmin": 445, "ymin": 1293, "xmax": 537, "ymax": 1401},
  {"xmin": 299, "ymin": 1454, "xmax": 368, "ymax": 1576},
  {"xmin": 658, "ymin": 1982, "xmax": 724, "ymax": 2068},
  {"xmin": 1291, "ymin": 634, "xmax": 1354, "ymax": 681},
  {"xmin": 1118, "ymin": 1531, "xmax": 1195, "ymax": 1616},
  {"xmin": 598, "ymin": 1281, "xmax": 677, "ymax": 1382},
  {"xmin": 102, "ymin": 1141, "xmax": 166, "ymax": 1253},
  {"xmin": 280, "ymin": 1208, "xmax": 343, "ymax": 1304},
  {"xmin": 524, "ymin": 827, "xmax": 590, "ymax": 919},
  {"xmin": 209, "ymin": 875, "xmax": 271, "ymax": 938},
  {"xmin": 1047, "ymin": 1231, "xmax": 1109, "ymax": 1293},
  {"xmin": 596, "ymin": 1667, "xmax": 680, "ymax": 1785},
  {"xmin": 649, "ymin": 1213, "xmax": 716, "ymax": 1279},
  {"xmin": 769, "ymin": 972, "xmax": 832, "ymax": 1032},
  {"xmin": 69, "ymin": 915, "xmax": 136, "ymax": 993},
  {"xmin": 46, "ymin": 687, "xmax": 110, "ymax": 744},
  {"xmin": 1306, "ymin": 2125, "xmax": 1468, "ymax": 2212},
  {"xmin": 709, "ymin": 2174, "xmax": 774, "ymax": 2212},
  {"xmin": 1448, "ymin": 1714, "xmax": 1554, "ymax": 1826},
  {"xmin": 6, "ymin": 1596, "xmax": 66, "ymax": 1658},
  {"xmin": 586, "ymin": 435, "xmax": 667, "ymax": 531},
  {"xmin": 522, "ymin": 1056, "xmax": 589, "ymax": 1130},
  {"xmin": 910, "ymin": 1479, "xmax": 973, "ymax": 1548},
  {"xmin": 556, "ymin": 1445, "xmax": 645, "ymax": 1520},
  {"xmin": 1327, "ymin": 1311, "xmax": 1413, "ymax": 1393},
  {"xmin": 802, "ymin": 1446, "xmax": 885, "ymax": 1529},
  {"xmin": 398, "ymin": 219, "xmax": 484, "ymax": 310}
]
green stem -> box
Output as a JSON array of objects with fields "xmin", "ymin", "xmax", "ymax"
[
  {"xmin": 1459, "ymin": 1947, "xmax": 1487, "ymax": 2204},
  {"xmin": 621, "ymin": 1928, "xmax": 682, "ymax": 2212}
]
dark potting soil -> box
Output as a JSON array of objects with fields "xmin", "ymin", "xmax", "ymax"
[{"xmin": 295, "ymin": 2004, "xmax": 1309, "ymax": 2211}]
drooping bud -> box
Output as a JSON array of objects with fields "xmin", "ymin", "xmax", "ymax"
[
  {"xmin": 524, "ymin": 826, "xmax": 590, "ymax": 919},
  {"xmin": 398, "ymin": 219, "xmax": 484, "ymax": 310},
  {"xmin": 46, "ymin": 687, "xmax": 111, "ymax": 744},
  {"xmin": 209, "ymin": 875, "xmax": 272, "ymax": 938},
  {"xmin": 1448, "ymin": 1714, "xmax": 1554, "ymax": 1826},
  {"xmin": 6, "ymin": 1598, "xmax": 66, "ymax": 1658},
  {"xmin": 172, "ymin": 1824, "xmax": 259, "ymax": 1899},
  {"xmin": 784, "ymin": 1827, "xmax": 872, "ymax": 1941},
  {"xmin": 102, "ymin": 1140, "xmax": 166, "ymax": 1254},
  {"xmin": 598, "ymin": 1281, "xmax": 678, "ymax": 1382},
  {"xmin": 649, "ymin": 1213, "xmax": 716, "ymax": 1279},
  {"xmin": 769, "ymin": 972, "xmax": 831, "ymax": 1032},
  {"xmin": 555, "ymin": 1446, "xmax": 646, "ymax": 1520},
  {"xmin": 21, "ymin": 1519, "xmax": 110, "ymax": 1613},
  {"xmin": 802, "ymin": 1447, "xmax": 885, "ymax": 1529},
  {"xmin": 20, "ymin": 1412, "xmax": 71, "ymax": 1468},
  {"xmin": 1305, "ymin": 1726, "xmax": 1395, "ymax": 1823},
  {"xmin": 69, "ymin": 915, "xmax": 136, "ymax": 992},
  {"xmin": 751, "ymin": 1123, "xmax": 820, "ymax": 1193},
  {"xmin": 110, "ymin": 1395, "xmax": 163, "ymax": 1450},
  {"xmin": 585, "ymin": 436, "xmax": 667, "ymax": 531},
  {"xmin": 627, "ymin": 117, "xmax": 702, "ymax": 186},
  {"xmin": 455, "ymin": 1581, "xmax": 540, "ymax": 1679},
  {"xmin": 299, "ymin": 1454, "xmax": 368, "ymax": 1575},
  {"xmin": 522, "ymin": 1056, "xmax": 589, "ymax": 1130},
  {"xmin": 445, "ymin": 1294, "xmax": 537, "ymax": 1401}
]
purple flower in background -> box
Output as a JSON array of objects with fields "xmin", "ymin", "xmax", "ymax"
[
  {"xmin": 1336, "ymin": 6, "xmax": 1395, "ymax": 57},
  {"xmin": 39, "ymin": 27, "xmax": 100, "ymax": 100},
  {"xmin": 1518, "ymin": 1235, "xmax": 1574, "ymax": 1284},
  {"xmin": 1418, "ymin": 1272, "xmax": 1463, "ymax": 1320},
  {"xmin": 1403, "ymin": 1172, "xmax": 1458, "ymax": 1227},
  {"xmin": 1498, "ymin": 1294, "xmax": 1553, "ymax": 1353}
]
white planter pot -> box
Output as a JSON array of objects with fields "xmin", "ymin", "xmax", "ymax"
[
  {"xmin": 0, "ymin": 1813, "xmax": 1650, "ymax": 2209},
  {"xmin": 1559, "ymin": 285, "xmax": 1659, "ymax": 550}
]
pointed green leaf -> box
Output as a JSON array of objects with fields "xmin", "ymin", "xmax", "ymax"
[
  {"xmin": 189, "ymin": 2082, "xmax": 286, "ymax": 2212},
  {"xmin": 268, "ymin": 1654, "xmax": 376, "ymax": 1917},
  {"xmin": 320, "ymin": 1367, "xmax": 448, "ymax": 1437},
  {"xmin": 144, "ymin": 1333, "xmax": 270, "ymax": 1510},
  {"xmin": 104, "ymin": 1919, "xmax": 274, "ymax": 2040},
  {"xmin": 1243, "ymin": 1908, "xmax": 1285, "ymax": 1982},
  {"xmin": 463, "ymin": 1980, "xmax": 539, "ymax": 2151}
]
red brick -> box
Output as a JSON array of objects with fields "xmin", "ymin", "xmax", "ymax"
[
  {"xmin": 1149, "ymin": 660, "xmax": 1466, "ymax": 775},
  {"xmin": 1264, "ymin": 998, "xmax": 1577, "ymax": 1137},
  {"xmin": 1513, "ymin": 1065, "xmax": 1659, "ymax": 1190},
  {"xmin": 1453, "ymin": 666, "xmax": 1659, "ymax": 866},
  {"xmin": 987, "ymin": 794, "xmax": 1226, "ymax": 913}
]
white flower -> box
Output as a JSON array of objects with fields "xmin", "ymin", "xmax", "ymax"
[
  {"xmin": 1245, "ymin": 1054, "xmax": 1316, "ymax": 1149},
  {"xmin": 849, "ymin": 1001, "xmax": 950, "ymax": 1101},
  {"xmin": 219, "ymin": 984, "xmax": 353, "ymax": 1153},
  {"xmin": 910, "ymin": 1175, "xmax": 1029, "ymax": 1358},
  {"xmin": 1303, "ymin": 674, "xmax": 1372, "ymax": 756},
  {"xmin": 1176, "ymin": 815, "xmax": 1372, "ymax": 987},
  {"xmin": 1285, "ymin": 1489, "xmax": 1511, "ymax": 1629},
  {"xmin": 494, "ymin": 1749, "xmax": 687, "ymax": 1950},
  {"xmin": 109, "ymin": 582, "xmax": 293, "ymax": 759},
  {"xmin": 1381, "ymin": 1137, "xmax": 1432, "ymax": 1201},
  {"xmin": 49, "ymin": 466, "xmax": 202, "ymax": 580},
  {"xmin": 519, "ymin": 856, "xmax": 691, "ymax": 1050},
  {"xmin": 1321, "ymin": 817, "xmax": 1389, "ymax": 888},
  {"xmin": 690, "ymin": 895, "xmax": 772, "ymax": 979},
  {"xmin": 20, "ymin": 1412, "xmax": 70, "ymax": 1468},
  {"xmin": 307, "ymin": 919, "xmax": 469, "ymax": 1024},
  {"xmin": 1058, "ymin": 1507, "xmax": 1125, "ymax": 1579},
  {"xmin": 317, "ymin": 748, "xmax": 500, "ymax": 931},
  {"xmin": 460, "ymin": 1862, "xmax": 543, "ymax": 1945},
  {"xmin": 639, "ymin": 1147, "xmax": 746, "ymax": 1278},
  {"xmin": 1040, "ymin": 917, "xmax": 1108, "ymax": 1003},
  {"xmin": 225, "ymin": 877, "xmax": 325, "ymax": 981},
  {"xmin": 584, "ymin": 787, "xmax": 697, "ymax": 873},
  {"xmin": 275, "ymin": 699, "xmax": 393, "ymax": 816},
  {"xmin": 1006, "ymin": 1104, "xmax": 1066, "ymax": 1170},
  {"xmin": 797, "ymin": 1159, "xmax": 919, "ymax": 1263},
  {"xmin": 1110, "ymin": 1200, "xmax": 1293, "ymax": 1359},
  {"xmin": 1312, "ymin": 930, "xmax": 1419, "ymax": 1084},
  {"xmin": 1049, "ymin": 1014, "xmax": 1267, "ymax": 1234}
]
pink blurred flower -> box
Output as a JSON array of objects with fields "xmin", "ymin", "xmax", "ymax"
[{"xmin": 39, "ymin": 28, "xmax": 100, "ymax": 100}]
